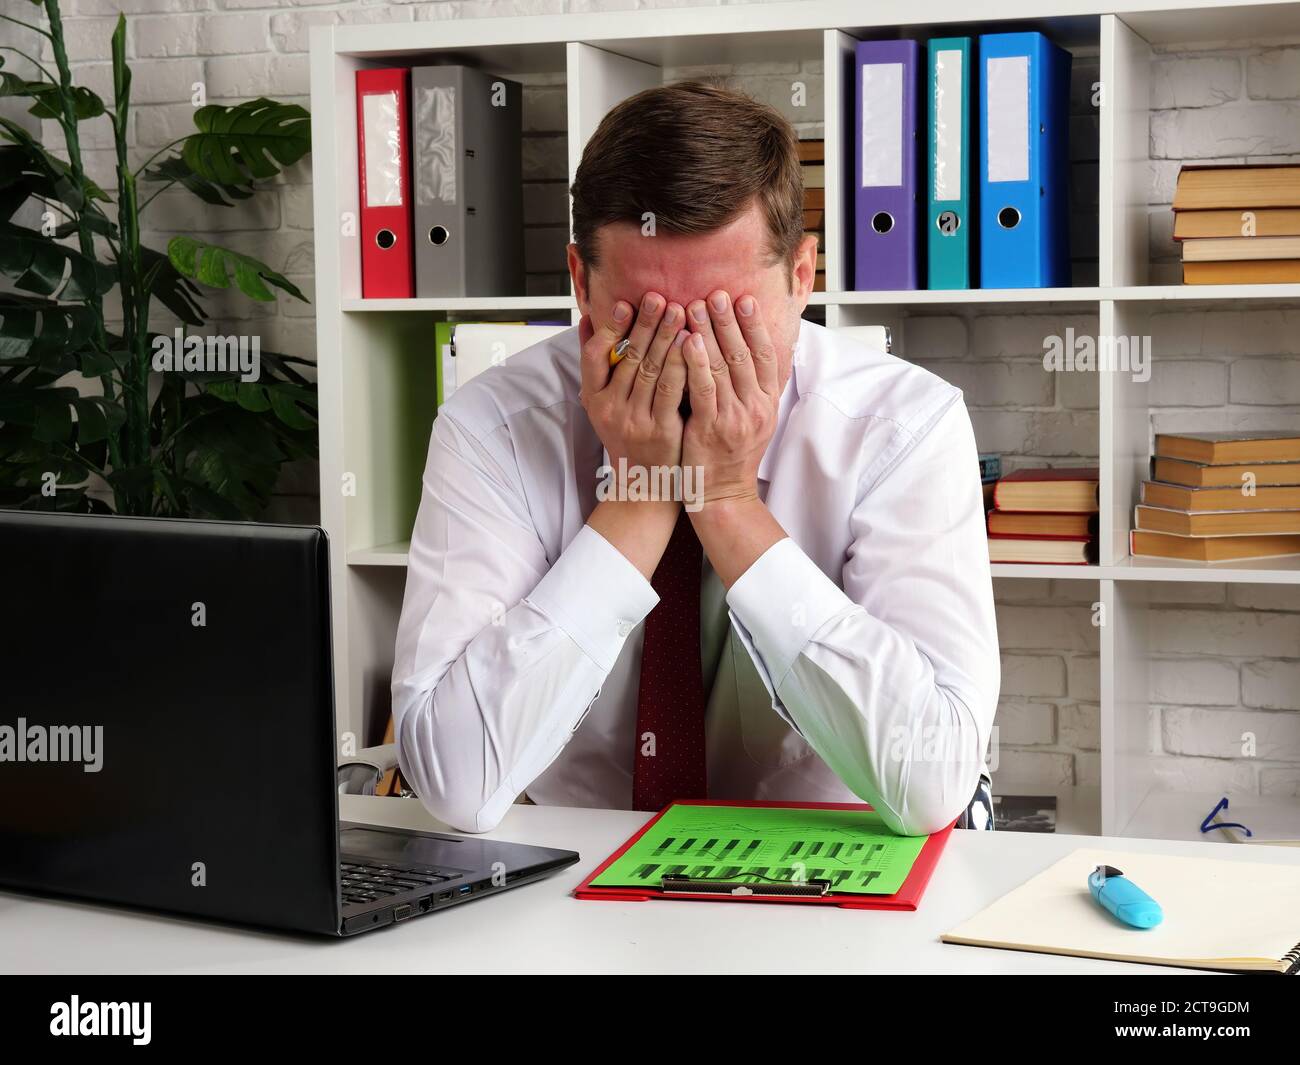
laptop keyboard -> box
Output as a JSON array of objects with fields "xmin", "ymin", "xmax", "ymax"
[{"xmin": 339, "ymin": 859, "xmax": 458, "ymax": 907}]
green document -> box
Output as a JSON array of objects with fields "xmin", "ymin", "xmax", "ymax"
[{"xmin": 590, "ymin": 804, "xmax": 928, "ymax": 896}]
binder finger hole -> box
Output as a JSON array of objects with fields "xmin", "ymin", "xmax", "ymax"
[
  {"xmin": 997, "ymin": 207, "xmax": 1021, "ymax": 230},
  {"xmin": 375, "ymin": 228, "xmax": 397, "ymax": 250},
  {"xmin": 871, "ymin": 211, "xmax": 894, "ymax": 235},
  {"xmin": 936, "ymin": 210, "xmax": 961, "ymax": 236},
  {"xmin": 428, "ymin": 225, "xmax": 450, "ymax": 246}
]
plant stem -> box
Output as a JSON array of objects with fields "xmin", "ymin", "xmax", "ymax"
[
  {"xmin": 107, "ymin": 11, "xmax": 151, "ymax": 513},
  {"xmin": 41, "ymin": 0, "xmax": 126, "ymax": 506}
]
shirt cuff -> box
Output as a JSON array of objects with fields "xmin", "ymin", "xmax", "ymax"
[
  {"xmin": 523, "ymin": 524, "xmax": 660, "ymax": 672},
  {"xmin": 726, "ymin": 537, "xmax": 855, "ymax": 689}
]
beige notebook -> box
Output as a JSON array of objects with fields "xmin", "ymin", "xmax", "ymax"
[{"xmin": 942, "ymin": 848, "xmax": 1300, "ymax": 973}]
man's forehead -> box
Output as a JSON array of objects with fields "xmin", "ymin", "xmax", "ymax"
[{"xmin": 592, "ymin": 210, "xmax": 773, "ymax": 303}]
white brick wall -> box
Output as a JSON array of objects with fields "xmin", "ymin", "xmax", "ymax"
[
  {"xmin": 991, "ymin": 580, "xmax": 1102, "ymax": 790},
  {"xmin": 903, "ymin": 307, "xmax": 1100, "ymax": 471}
]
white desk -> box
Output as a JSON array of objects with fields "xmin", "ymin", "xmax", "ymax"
[{"xmin": 4, "ymin": 795, "xmax": 1297, "ymax": 974}]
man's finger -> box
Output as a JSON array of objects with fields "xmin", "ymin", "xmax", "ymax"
[
  {"xmin": 611, "ymin": 292, "xmax": 668, "ymax": 398},
  {"xmin": 652, "ymin": 329, "xmax": 689, "ymax": 428},
  {"xmin": 704, "ymin": 289, "xmax": 760, "ymax": 402},
  {"xmin": 735, "ymin": 294, "xmax": 779, "ymax": 397},
  {"xmin": 630, "ymin": 301, "xmax": 683, "ymax": 413},
  {"xmin": 683, "ymin": 331, "xmax": 718, "ymax": 421},
  {"xmin": 686, "ymin": 298, "xmax": 737, "ymax": 409},
  {"xmin": 579, "ymin": 302, "xmax": 632, "ymax": 400}
]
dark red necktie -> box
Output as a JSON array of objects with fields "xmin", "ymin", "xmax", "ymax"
[{"xmin": 632, "ymin": 508, "xmax": 708, "ymax": 811}]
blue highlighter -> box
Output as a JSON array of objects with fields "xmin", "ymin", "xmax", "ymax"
[{"xmin": 1089, "ymin": 864, "xmax": 1163, "ymax": 929}]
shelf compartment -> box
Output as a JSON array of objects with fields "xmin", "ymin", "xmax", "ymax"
[
  {"xmin": 1104, "ymin": 297, "xmax": 1300, "ymax": 572},
  {"xmin": 988, "ymin": 783, "xmax": 1103, "ymax": 836},
  {"xmin": 337, "ymin": 314, "xmax": 437, "ymax": 559},
  {"xmin": 993, "ymin": 575, "xmax": 1102, "ymax": 807},
  {"xmin": 1104, "ymin": 578, "xmax": 1300, "ymax": 837},
  {"xmin": 1103, "ymin": 7, "xmax": 1300, "ymax": 288}
]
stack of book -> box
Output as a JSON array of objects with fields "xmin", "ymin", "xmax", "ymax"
[
  {"xmin": 987, "ymin": 467, "xmax": 1100, "ymax": 565},
  {"xmin": 1173, "ymin": 165, "xmax": 1300, "ymax": 284},
  {"xmin": 800, "ymin": 139, "xmax": 826, "ymax": 292},
  {"xmin": 1132, "ymin": 432, "xmax": 1300, "ymax": 562}
]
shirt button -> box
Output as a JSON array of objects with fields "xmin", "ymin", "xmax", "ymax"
[{"xmin": 617, "ymin": 620, "xmax": 632, "ymax": 637}]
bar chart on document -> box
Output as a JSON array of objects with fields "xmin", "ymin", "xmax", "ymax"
[{"xmin": 588, "ymin": 804, "xmax": 928, "ymax": 895}]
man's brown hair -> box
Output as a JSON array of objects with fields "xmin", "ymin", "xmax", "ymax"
[{"xmin": 570, "ymin": 80, "xmax": 805, "ymax": 287}]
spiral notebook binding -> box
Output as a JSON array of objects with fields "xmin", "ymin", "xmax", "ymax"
[{"xmin": 1282, "ymin": 939, "xmax": 1300, "ymax": 974}]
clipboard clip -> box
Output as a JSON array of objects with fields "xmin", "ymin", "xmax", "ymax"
[{"xmin": 660, "ymin": 875, "xmax": 832, "ymax": 898}]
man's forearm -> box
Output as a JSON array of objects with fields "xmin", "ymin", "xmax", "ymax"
[
  {"xmin": 690, "ymin": 496, "xmax": 787, "ymax": 589},
  {"xmin": 723, "ymin": 537, "xmax": 993, "ymax": 835},
  {"xmin": 587, "ymin": 498, "xmax": 681, "ymax": 580}
]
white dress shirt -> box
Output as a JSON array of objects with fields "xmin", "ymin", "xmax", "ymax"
[{"xmin": 391, "ymin": 319, "xmax": 1000, "ymax": 836}]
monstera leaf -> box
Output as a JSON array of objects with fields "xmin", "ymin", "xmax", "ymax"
[
  {"xmin": 205, "ymin": 377, "xmax": 317, "ymax": 431},
  {"xmin": 0, "ymin": 121, "xmax": 110, "ymax": 214},
  {"xmin": 181, "ymin": 98, "xmax": 311, "ymax": 186},
  {"xmin": 0, "ymin": 56, "xmax": 105, "ymax": 121},
  {"xmin": 0, "ymin": 223, "xmax": 115, "ymax": 301},
  {"xmin": 0, "ymin": 295, "xmax": 98, "ymax": 371},
  {"xmin": 142, "ymin": 155, "xmax": 254, "ymax": 208},
  {"xmin": 167, "ymin": 235, "xmax": 307, "ymax": 302},
  {"xmin": 169, "ymin": 398, "xmax": 289, "ymax": 516}
]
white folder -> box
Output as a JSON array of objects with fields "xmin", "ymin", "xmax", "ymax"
[{"xmin": 447, "ymin": 323, "xmax": 569, "ymax": 396}]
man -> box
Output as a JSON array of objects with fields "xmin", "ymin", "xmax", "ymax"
[{"xmin": 391, "ymin": 81, "xmax": 999, "ymax": 836}]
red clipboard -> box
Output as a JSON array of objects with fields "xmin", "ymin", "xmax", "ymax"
[{"xmin": 573, "ymin": 799, "xmax": 953, "ymax": 910}]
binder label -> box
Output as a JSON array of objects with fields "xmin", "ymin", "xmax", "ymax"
[
  {"xmin": 986, "ymin": 56, "xmax": 1029, "ymax": 183},
  {"xmin": 933, "ymin": 49, "xmax": 963, "ymax": 201},
  {"xmin": 414, "ymin": 84, "xmax": 458, "ymax": 205},
  {"xmin": 362, "ymin": 91, "xmax": 404, "ymax": 206},
  {"xmin": 861, "ymin": 62, "xmax": 903, "ymax": 188}
]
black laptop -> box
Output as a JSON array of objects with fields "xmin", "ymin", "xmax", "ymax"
[{"xmin": 0, "ymin": 511, "xmax": 578, "ymax": 936}]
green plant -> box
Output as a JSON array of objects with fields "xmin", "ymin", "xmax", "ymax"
[{"xmin": 0, "ymin": 0, "xmax": 316, "ymax": 519}]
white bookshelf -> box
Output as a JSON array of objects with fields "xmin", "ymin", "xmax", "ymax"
[{"xmin": 309, "ymin": 0, "xmax": 1300, "ymax": 842}]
